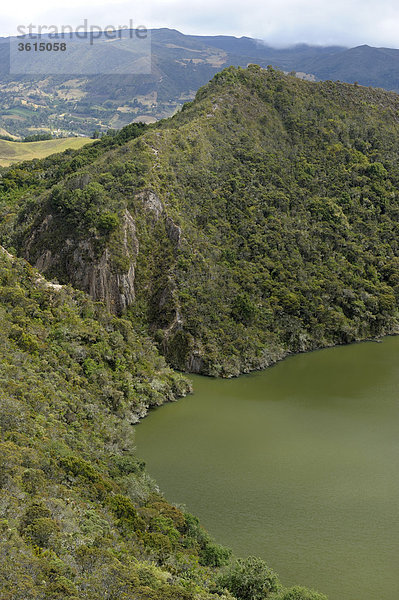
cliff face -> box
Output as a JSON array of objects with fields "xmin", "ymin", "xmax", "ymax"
[
  {"xmin": 4, "ymin": 66, "xmax": 399, "ymax": 375},
  {"xmin": 23, "ymin": 209, "xmax": 138, "ymax": 313}
]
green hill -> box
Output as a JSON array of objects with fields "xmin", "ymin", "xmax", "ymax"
[
  {"xmin": 2, "ymin": 65, "xmax": 399, "ymax": 600},
  {"xmin": 3, "ymin": 66, "xmax": 399, "ymax": 376},
  {"xmin": 2, "ymin": 29, "xmax": 399, "ymax": 138}
]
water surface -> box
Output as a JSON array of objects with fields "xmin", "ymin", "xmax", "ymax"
[{"xmin": 135, "ymin": 338, "xmax": 399, "ymax": 599}]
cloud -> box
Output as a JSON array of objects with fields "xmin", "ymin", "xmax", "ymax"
[{"xmin": 3, "ymin": 0, "xmax": 399, "ymax": 48}]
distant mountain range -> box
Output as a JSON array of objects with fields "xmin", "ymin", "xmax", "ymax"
[{"xmin": 1, "ymin": 28, "xmax": 399, "ymax": 137}]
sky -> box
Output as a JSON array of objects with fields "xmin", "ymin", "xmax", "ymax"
[{"xmin": 2, "ymin": 0, "xmax": 399, "ymax": 48}]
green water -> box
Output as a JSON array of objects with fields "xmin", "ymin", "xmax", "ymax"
[{"xmin": 135, "ymin": 338, "xmax": 399, "ymax": 599}]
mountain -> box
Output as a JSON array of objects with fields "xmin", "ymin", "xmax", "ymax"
[
  {"xmin": 1, "ymin": 29, "xmax": 399, "ymax": 138},
  {"xmin": 2, "ymin": 66, "xmax": 399, "ymax": 378},
  {"xmin": 306, "ymin": 44, "xmax": 399, "ymax": 89},
  {"xmin": 0, "ymin": 121, "xmax": 331, "ymax": 599},
  {"xmin": 2, "ymin": 64, "xmax": 399, "ymax": 600}
]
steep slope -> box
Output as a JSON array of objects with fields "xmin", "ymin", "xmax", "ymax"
[
  {"xmin": 3, "ymin": 66, "xmax": 399, "ymax": 376},
  {"xmin": 0, "ymin": 247, "xmax": 329, "ymax": 600}
]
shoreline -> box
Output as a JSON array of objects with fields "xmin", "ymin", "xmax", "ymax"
[{"xmin": 133, "ymin": 328, "xmax": 399, "ymax": 425}]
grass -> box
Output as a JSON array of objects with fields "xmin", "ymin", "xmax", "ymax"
[
  {"xmin": 0, "ymin": 137, "xmax": 92, "ymax": 166},
  {"xmin": 0, "ymin": 126, "xmax": 19, "ymax": 139}
]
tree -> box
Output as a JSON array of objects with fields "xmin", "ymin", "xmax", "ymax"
[{"xmin": 218, "ymin": 556, "xmax": 280, "ymax": 600}]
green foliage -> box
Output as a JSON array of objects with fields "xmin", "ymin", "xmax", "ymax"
[
  {"xmin": 98, "ymin": 210, "xmax": 120, "ymax": 232},
  {"xmin": 108, "ymin": 494, "xmax": 140, "ymax": 527},
  {"xmin": 4, "ymin": 67, "xmax": 399, "ymax": 376},
  {"xmin": 218, "ymin": 556, "xmax": 280, "ymax": 600},
  {"xmin": 49, "ymin": 181, "xmax": 116, "ymax": 233},
  {"xmin": 182, "ymin": 513, "xmax": 231, "ymax": 566},
  {"xmin": 23, "ymin": 517, "xmax": 60, "ymax": 548},
  {"xmin": 20, "ymin": 503, "xmax": 52, "ymax": 529},
  {"xmin": 200, "ymin": 541, "xmax": 232, "ymax": 567},
  {"xmin": 21, "ymin": 468, "xmax": 46, "ymax": 494},
  {"xmin": 23, "ymin": 133, "xmax": 53, "ymax": 142},
  {"xmin": 59, "ymin": 455, "xmax": 104, "ymax": 483},
  {"xmin": 45, "ymin": 576, "xmax": 78, "ymax": 598},
  {"xmin": 272, "ymin": 586, "xmax": 328, "ymax": 600},
  {"xmin": 3, "ymin": 66, "xmax": 397, "ymax": 598},
  {"xmin": 232, "ymin": 293, "xmax": 257, "ymax": 324},
  {"xmin": 0, "ymin": 251, "xmax": 233, "ymax": 600}
]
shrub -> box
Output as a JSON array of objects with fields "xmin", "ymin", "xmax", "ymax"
[
  {"xmin": 59, "ymin": 455, "xmax": 99, "ymax": 482},
  {"xmin": 274, "ymin": 586, "xmax": 328, "ymax": 600},
  {"xmin": 23, "ymin": 517, "xmax": 60, "ymax": 548},
  {"xmin": 21, "ymin": 468, "xmax": 46, "ymax": 494},
  {"xmin": 108, "ymin": 494, "xmax": 145, "ymax": 531},
  {"xmin": 200, "ymin": 541, "xmax": 232, "ymax": 567},
  {"xmin": 44, "ymin": 576, "xmax": 78, "ymax": 598},
  {"xmin": 231, "ymin": 293, "xmax": 257, "ymax": 324},
  {"xmin": 20, "ymin": 503, "xmax": 51, "ymax": 529},
  {"xmin": 98, "ymin": 210, "xmax": 120, "ymax": 232},
  {"xmin": 218, "ymin": 556, "xmax": 280, "ymax": 600},
  {"xmin": 150, "ymin": 515, "xmax": 180, "ymax": 546}
]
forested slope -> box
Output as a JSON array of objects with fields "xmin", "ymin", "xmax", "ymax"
[
  {"xmin": 0, "ymin": 247, "xmax": 326, "ymax": 599},
  {"xmin": 3, "ymin": 66, "xmax": 399, "ymax": 375},
  {"xmin": 3, "ymin": 64, "xmax": 398, "ymax": 599}
]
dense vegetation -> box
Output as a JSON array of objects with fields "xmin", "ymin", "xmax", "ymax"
[
  {"xmin": 3, "ymin": 64, "xmax": 399, "ymax": 598},
  {"xmin": 3, "ymin": 66, "xmax": 399, "ymax": 375},
  {"xmin": 0, "ymin": 248, "xmax": 326, "ymax": 599}
]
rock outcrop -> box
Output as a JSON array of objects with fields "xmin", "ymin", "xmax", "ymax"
[{"xmin": 24, "ymin": 209, "xmax": 139, "ymax": 314}]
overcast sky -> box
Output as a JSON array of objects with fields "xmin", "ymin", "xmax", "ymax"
[{"xmin": 2, "ymin": 0, "xmax": 399, "ymax": 48}]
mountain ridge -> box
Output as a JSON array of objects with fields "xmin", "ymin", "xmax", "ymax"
[
  {"xmin": 1, "ymin": 29, "xmax": 399, "ymax": 138},
  {"xmin": 3, "ymin": 66, "xmax": 399, "ymax": 376}
]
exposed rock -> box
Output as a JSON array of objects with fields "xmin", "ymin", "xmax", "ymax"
[
  {"xmin": 24, "ymin": 214, "xmax": 54, "ymax": 259},
  {"xmin": 24, "ymin": 209, "xmax": 139, "ymax": 314},
  {"xmin": 35, "ymin": 276, "xmax": 63, "ymax": 291},
  {"xmin": 35, "ymin": 249, "xmax": 53, "ymax": 271},
  {"xmin": 137, "ymin": 190, "xmax": 164, "ymax": 220},
  {"xmin": 0, "ymin": 245, "xmax": 14, "ymax": 261},
  {"xmin": 66, "ymin": 173, "xmax": 91, "ymax": 190},
  {"xmin": 165, "ymin": 217, "xmax": 182, "ymax": 247},
  {"xmin": 72, "ymin": 243, "xmax": 135, "ymax": 313},
  {"xmin": 187, "ymin": 352, "xmax": 204, "ymax": 373}
]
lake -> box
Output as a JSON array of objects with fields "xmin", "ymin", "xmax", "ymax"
[{"xmin": 135, "ymin": 337, "xmax": 399, "ymax": 599}]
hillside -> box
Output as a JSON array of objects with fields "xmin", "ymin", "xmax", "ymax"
[
  {"xmin": 0, "ymin": 246, "xmax": 328, "ymax": 600},
  {"xmin": 0, "ymin": 137, "xmax": 91, "ymax": 167},
  {"xmin": 2, "ymin": 66, "xmax": 399, "ymax": 377},
  {"xmin": 2, "ymin": 29, "xmax": 399, "ymax": 137}
]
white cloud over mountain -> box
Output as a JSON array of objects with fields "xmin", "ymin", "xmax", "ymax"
[{"xmin": 3, "ymin": 0, "xmax": 399, "ymax": 48}]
